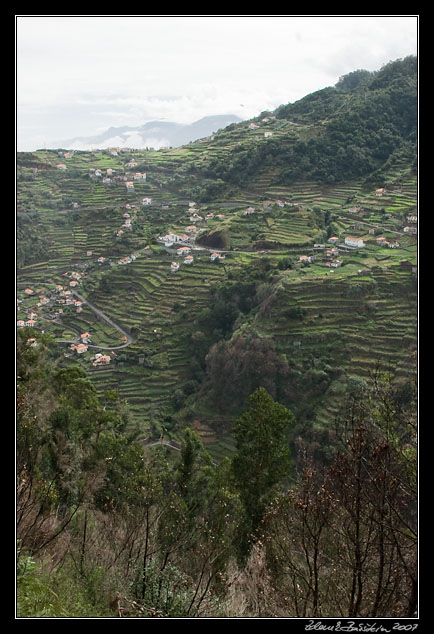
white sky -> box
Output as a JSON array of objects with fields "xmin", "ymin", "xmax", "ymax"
[{"xmin": 16, "ymin": 15, "xmax": 418, "ymax": 151}]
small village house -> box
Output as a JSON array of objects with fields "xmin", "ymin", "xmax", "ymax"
[
  {"xmin": 71, "ymin": 343, "xmax": 88, "ymax": 354},
  {"xmin": 93, "ymin": 354, "xmax": 111, "ymax": 366},
  {"xmin": 177, "ymin": 246, "xmax": 191, "ymax": 256},
  {"xmin": 345, "ymin": 236, "xmax": 365, "ymax": 248}
]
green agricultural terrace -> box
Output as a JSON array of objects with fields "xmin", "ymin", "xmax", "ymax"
[{"xmin": 16, "ymin": 59, "xmax": 418, "ymax": 458}]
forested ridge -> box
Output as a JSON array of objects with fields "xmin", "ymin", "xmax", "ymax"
[
  {"xmin": 193, "ymin": 56, "xmax": 417, "ymax": 191},
  {"xmin": 16, "ymin": 56, "xmax": 418, "ymax": 619}
]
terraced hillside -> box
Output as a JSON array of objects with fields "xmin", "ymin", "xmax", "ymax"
[
  {"xmin": 16, "ymin": 147, "xmax": 417, "ymax": 455},
  {"xmin": 16, "ymin": 58, "xmax": 418, "ymax": 458}
]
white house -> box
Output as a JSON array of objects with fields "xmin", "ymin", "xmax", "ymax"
[
  {"xmin": 177, "ymin": 246, "xmax": 191, "ymax": 256},
  {"xmin": 71, "ymin": 343, "xmax": 88, "ymax": 354},
  {"xmin": 93, "ymin": 354, "xmax": 111, "ymax": 366},
  {"xmin": 171, "ymin": 262, "xmax": 180, "ymax": 272},
  {"xmin": 345, "ymin": 237, "xmax": 365, "ymax": 248},
  {"xmin": 142, "ymin": 197, "xmax": 152, "ymax": 206},
  {"xmin": 210, "ymin": 252, "xmax": 220, "ymax": 262},
  {"xmin": 184, "ymin": 255, "xmax": 194, "ymax": 264}
]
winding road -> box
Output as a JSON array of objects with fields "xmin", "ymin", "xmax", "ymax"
[{"xmin": 57, "ymin": 290, "xmax": 134, "ymax": 351}]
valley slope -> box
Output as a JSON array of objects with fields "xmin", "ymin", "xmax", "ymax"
[{"xmin": 16, "ymin": 56, "xmax": 418, "ymax": 461}]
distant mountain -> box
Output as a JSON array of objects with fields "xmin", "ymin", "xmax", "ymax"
[{"xmin": 56, "ymin": 114, "xmax": 243, "ymax": 150}]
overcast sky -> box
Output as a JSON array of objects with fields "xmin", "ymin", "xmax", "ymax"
[{"xmin": 16, "ymin": 15, "xmax": 418, "ymax": 151}]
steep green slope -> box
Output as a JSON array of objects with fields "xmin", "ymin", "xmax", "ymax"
[{"xmin": 16, "ymin": 56, "xmax": 417, "ymax": 459}]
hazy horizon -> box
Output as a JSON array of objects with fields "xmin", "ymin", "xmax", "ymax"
[{"xmin": 16, "ymin": 15, "xmax": 418, "ymax": 152}]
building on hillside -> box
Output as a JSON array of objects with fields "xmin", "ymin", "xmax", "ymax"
[
  {"xmin": 184, "ymin": 255, "xmax": 194, "ymax": 264},
  {"xmin": 126, "ymin": 181, "xmax": 135, "ymax": 191},
  {"xmin": 345, "ymin": 237, "xmax": 365, "ymax": 248},
  {"xmin": 71, "ymin": 343, "xmax": 88, "ymax": 354},
  {"xmin": 93, "ymin": 354, "xmax": 111, "ymax": 366},
  {"xmin": 56, "ymin": 163, "xmax": 67, "ymax": 170},
  {"xmin": 134, "ymin": 172, "xmax": 146, "ymax": 181},
  {"xmin": 171, "ymin": 262, "xmax": 180, "ymax": 272},
  {"xmin": 177, "ymin": 246, "xmax": 191, "ymax": 257},
  {"xmin": 328, "ymin": 237, "xmax": 339, "ymax": 244},
  {"xmin": 142, "ymin": 197, "xmax": 152, "ymax": 206},
  {"xmin": 210, "ymin": 252, "xmax": 220, "ymax": 261}
]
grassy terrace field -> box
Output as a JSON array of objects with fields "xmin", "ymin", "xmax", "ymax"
[{"xmin": 17, "ymin": 143, "xmax": 417, "ymax": 455}]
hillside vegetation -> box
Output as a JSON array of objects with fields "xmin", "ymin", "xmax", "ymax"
[{"xmin": 16, "ymin": 57, "xmax": 418, "ymax": 618}]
